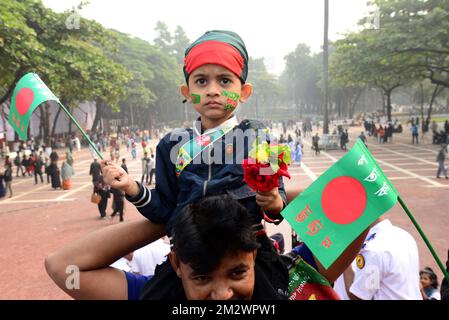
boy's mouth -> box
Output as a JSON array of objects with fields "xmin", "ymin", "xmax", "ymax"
[{"xmin": 205, "ymin": 100, "xmax": 223, "ymax": 108}]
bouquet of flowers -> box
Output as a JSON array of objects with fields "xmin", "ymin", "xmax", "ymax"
[{"xmin": 242, "ymin": 140, "xmax": 291, "ymax": 192}]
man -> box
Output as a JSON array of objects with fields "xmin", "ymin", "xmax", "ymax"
[
  {"xmin": 89, "ymin": 158, "xmax": 102, "ymax": 186},
  {"xmin": 312, "ymin": 133, "xmax": 320, "ymax": 155},
  {"xmin": 141, "ymin": 152, "xmax": 150, "ymax": 184},
  {"xmin": 436, "ymin": 144, "xmax": 448, "ymax": 179},
  {"xmin": 358, "ymin": 131, "xmax": 368, "ymax": 148},
  {"xmin": 148, "ymin": 154, "xmax": 156, "ymax": 185},
  {"xmin": 334, "ymin": 217, "xmax": 422, "ymax": 300}
]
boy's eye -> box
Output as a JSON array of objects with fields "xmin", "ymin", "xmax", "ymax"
[
  {"xmin": 221, "ymin": 78, "xmax": 231, "ymax": 85},
  {"xmin": 195, "ymin": 78, "xmax": 207, "ymax": 85}
]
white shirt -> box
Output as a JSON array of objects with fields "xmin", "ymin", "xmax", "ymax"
[
  {"xmin": 334, "ymin": 219, "xmax": 422, "ymax": 300},
  {"xmin": 131, "ymin": 239, "xmax": 170, "ymax": 277},
  {"xmin": 147, "ymin": 157, "xmax": 155, "ymax": 170},
  {"xmin": 110, "ymin": 257, "xmax": 133, "ymax": 273}
]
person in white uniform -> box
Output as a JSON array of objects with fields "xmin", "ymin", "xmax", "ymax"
[
  {"xmin": 334, "ymin": 217, "xmax": 422, "ymax": 300},
  {"xmin": 131, "ymin": 237, "xmax": 170, "ymax": 277}
]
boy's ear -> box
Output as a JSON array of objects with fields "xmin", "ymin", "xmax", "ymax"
[
  {"xmin": 169, "ymin": 251, "xmax": 182, "ymax": 278},
  {"xmin": 239, "ymin": 83, "xmax": 253, "ymax": 103},
  {"xmin": 180, "ymin": 85, "xmax": 191, "ymax": 102}
]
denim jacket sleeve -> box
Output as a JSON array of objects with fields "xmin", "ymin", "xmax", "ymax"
[{"xmin": 126, "ymin": 133, "xmax": 181, "ymax": 224}]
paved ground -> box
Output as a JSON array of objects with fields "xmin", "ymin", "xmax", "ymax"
[{"xmin": 1, "ymin": 127, "xmax": 448, "ymax": 299}]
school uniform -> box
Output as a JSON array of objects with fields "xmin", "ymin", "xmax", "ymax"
[{"xmin": 334, "ymin": 219, "xmax": 422, "ymax": 300}]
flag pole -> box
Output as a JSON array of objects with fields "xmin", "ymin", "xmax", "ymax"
[
  {"xmin": 57, "ymin": 101, "xmax": 104, "ymax": 161},
  {"xmin": 398, "ymin": 196, "xmax": 449, "ymax": 283}
]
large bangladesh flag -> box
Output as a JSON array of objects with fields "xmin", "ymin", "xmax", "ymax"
[
  {"xmin": 281, "ymin": 139, "xmax": 398, "ymax": 269},
  {"xmin": 9, "ymin": 73, "xmax": 59, "ymax": 140}
]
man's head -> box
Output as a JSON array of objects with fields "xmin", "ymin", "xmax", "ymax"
[
  {"xmin": 181, "ymin": 30, "xmax": 253, "ymax": 126},
  {"xmin": 170, "ymin": 195, "xmax": 260, "ymax": 300}
]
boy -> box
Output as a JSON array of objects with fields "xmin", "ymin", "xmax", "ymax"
[{"xmin": 103, "ymin": 30, "xmax": 288, "ymax": 298}]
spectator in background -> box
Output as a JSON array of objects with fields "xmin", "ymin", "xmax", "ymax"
[
  {"xmin": 148, "ymin": 154, "xmax": 156, "ymax": 185},
  {"xmin": 34, "ymin": 153, "xmax": 44, "ymax": 184},
  {"xmin": 120, "ymin": 158, "xmax": 128, "ymax": 174},
  {"xmin": 94, "ymin": 176, "xmax": 110, "ymax": 220},
  {"xmin": 109, "ymin": 188, "xmax": 125, "ymax": 222},
  {"xmin": 89, "ymin": 158, "xmax": 102, "ymax": 186},
  {"xmin": 412, "ymin": 123, "xmax": 419, "ymax": 144},
  {"xmin": 14, "ymin": 153, "xmax": 24, "ymax": 177},
  {"xmin": 420, "ymin": 267, "xmax": 440, "ymax": 300},
  {"xmin": 131, "ymin": 238, "xmax": 170, "ymax": 277},
  {"xmin": 312, "ymin": 133, "xmax": 320, "ymax": 156},
  {"xmin": 48, "ymin": 159, "xmax": 61, "ymax": 190},
  {"xmin": 358, "ymin": 131, "xmax": 368, "ymax": 148},
  {"xmin": 3, "ymin": 163, "xmax": 13, "ymax": 198},
  {"xmin": 61, "ymin": 160, "xmax": 74, "ymax": 190},
  {"xmin": 141, "ymin": 152, "xmax": 150, "ymax": 185},
  {"xmin": 110, "ymin": 252, "xmax": 134, "ymax": 273},
  {"xmin": 436, "ymin": 144, "xmax": 448, "ymax": 179}
]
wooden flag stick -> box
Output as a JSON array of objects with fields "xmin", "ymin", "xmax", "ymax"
[
  {"xmin": 57, "ymin": 102, "xmax": 104, "ymax": 161},
  {"xmin": 398, "ymin": 196, "xmax": 449, "ymax": 283}
]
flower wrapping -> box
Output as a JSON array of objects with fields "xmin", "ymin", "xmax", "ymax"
[{"xmin": 242, "ymin": 141, "xmax": 291, "ymax": 192}]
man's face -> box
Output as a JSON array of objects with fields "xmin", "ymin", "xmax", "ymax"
[
  {"xmin": 173, "ymin": 250, "xmax": 256, "ymax": 300},
  {"xmin": 183, "ymin": 64, "xmax": 251, "ymax": 124}
]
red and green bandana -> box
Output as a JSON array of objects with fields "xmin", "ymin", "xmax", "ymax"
[{"xmin": 183, "ymin": 30, "xmax": 249, "ymax": 83}]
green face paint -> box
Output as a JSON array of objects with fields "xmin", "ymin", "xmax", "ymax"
[
  {"xmin": 222, "ymin": 91, "xmax": 240, "ymax": 111},
  {"xmin": 191, "ymin": 93, "xmax": 201, "ymax": 104}
]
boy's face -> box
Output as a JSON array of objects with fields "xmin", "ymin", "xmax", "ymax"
[{"xmin": 181, "ymin": 64, "xmax": 252, "ymax": 126}]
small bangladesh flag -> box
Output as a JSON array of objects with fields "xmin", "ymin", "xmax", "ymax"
[
  {"xmin": 9, "ymin": 73, "xmax": 59, "ymax": 140},
  {"xmin": 281, "ymin": 139, "xmax": 398, "ymax": 269}
]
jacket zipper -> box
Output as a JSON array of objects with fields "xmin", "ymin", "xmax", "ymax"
[{"xmin": 203, "ymin": 145, "xmax": 212, "ymax": 196}]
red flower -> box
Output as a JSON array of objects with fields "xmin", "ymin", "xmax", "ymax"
[{"xmin": 243, "ymin": 159, "xmax": 287, "ymax": 192}]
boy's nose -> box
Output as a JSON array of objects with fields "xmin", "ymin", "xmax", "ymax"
[{"xmin": 206, "ymin": 82, "xmax": 221, "ymax": 97}]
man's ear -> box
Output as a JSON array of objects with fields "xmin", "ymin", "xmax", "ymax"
[
  {"xmin": 180, "ymin": 85, "xmax": 191, "ymax": 102},
  {"xmin": 239, "ymin": 83, "xmax": 253, "ymax": 103},
  {"xmin": 169, "ymin": 251, "xmax": 182, "ymax": 278}
]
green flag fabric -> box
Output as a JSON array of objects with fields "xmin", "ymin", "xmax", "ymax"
[
  {"xmin": 281, "ymin": 139, "xmax": 398, "ymax": 269},
  {"xmin": 9, "ymin": 73, "xmax": 59, "ymax": 140}
]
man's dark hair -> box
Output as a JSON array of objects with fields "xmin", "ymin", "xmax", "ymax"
[{"xmin": 172, "ymin": 195, "xmax": 260, "ymax": 274}]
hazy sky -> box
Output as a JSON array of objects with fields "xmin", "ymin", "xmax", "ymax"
[{"xmin": 42, "ymin": 0, "xmax": 371, "ymax": 74}]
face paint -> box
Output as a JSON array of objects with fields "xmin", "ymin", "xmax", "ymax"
[
  {"xmin": 191, "ymin": 93, "xmax": 201, "ymax": 104},
  {"xmin": 222, "ymin": 91, "xmax": 240, "ymax": 111}
]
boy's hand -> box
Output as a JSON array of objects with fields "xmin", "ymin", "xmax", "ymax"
[
  {"xmin": 101, "ymin": 161, "xmax": 139, "ymax": 197},
  {"xmin": 256, "ymin": 187, "xmax": 284, "ymax": 215}
]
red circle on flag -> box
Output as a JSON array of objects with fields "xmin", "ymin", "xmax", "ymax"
[
  {"xmin": 321, "ymin": 176, "xmax": 367, "ymax": 225},
  {"xmin": 16, "ymin": 88, "xmax": 34, "ymax": 116}
]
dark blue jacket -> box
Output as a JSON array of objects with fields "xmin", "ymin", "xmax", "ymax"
[{"xmin": 126, "ymin": 119, "xmax": 287, "ymax": 235}]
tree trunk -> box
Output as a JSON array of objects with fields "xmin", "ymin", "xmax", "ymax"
[
  {"xmin": 420, "ymin": 83, "xmax": 425, "ymax": 131},
  {"xmin": 426, "ymin": 85, "xmax": 443, "ymax": 128},
  {"xmin": 386, "ymin": 90, "xmax": 393, "ymax": 122},
  {"xmin": 349, "ymin": 89, "xmax": 363, "ymax": 119},
  {"xmin": 91, "ymin": 98, "xmax": 103, "ymax": 132},
  {"xmin": 50, "ymin": 107, "xmax": 63, "ymax": 138}
]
